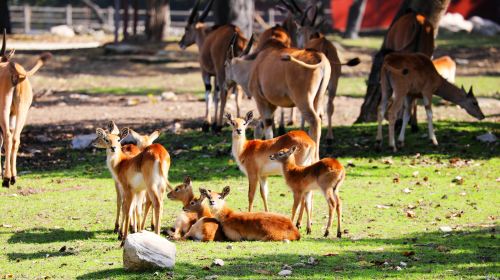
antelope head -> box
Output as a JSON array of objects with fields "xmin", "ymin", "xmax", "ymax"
[
  {"xmin": 224, "ymin": 33, "xmax": 254, "ymax": 90},
  {"xmin": 225, "ymin": 111, "xmax": 253, "ymax": 137},
  {"xmin": 296, "ymin": 5, "xmax": 324, "ymax": 48},
  {"xmin": 269, "ymin": 145, "xmax": 298, "ymax": 162},
  {"xmin": 457, "ymin": 86, "xmax": 485, "ymax": 120},
  {"xmin": 179, "ymin": 0, "xmax": 214, "ymax": 50},
  {"xmin": 200, "ymin": 186, "xmax": 231, "ymax": 213}
]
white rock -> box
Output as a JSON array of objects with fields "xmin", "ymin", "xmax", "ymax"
[
  {"xmin": 439, "ymin": 226, "xmax": 453, "ymax": 233},
  {"xmin": 123, "ymin": 231, "xmax": 176, "ymax": 271},
  {"xmin": 470, "ymin": 16, "xmax": 500, "ymax": 36},
  {"xmin": 278, "ymin": 269, "xmax": 292, "ymax": 276},
  {"xmin": 212, "ymin": 259, "xmax": 224, "ymax": 267},
  {"xmin": 476, "ymin": 132, "xmax": 497, "ymax": 143},
  {"xmin": 402, "ymin": 188, "xmax": 412, "ymax": 194},
  {"xmin": 400, "ymin": 261, "xmax": 407, "ymax": 267},
  {"xmin": 395, "ymin": 266, "xmax": 402, "ymax": 271},
  {"xmin": 226, "ymin": 244, "xmax": 233, "ymax": 250},
  {"xmin": 50, "ymin": 25, "xmax": 75, "ymax": 37},
  {"xmin": 205, "ymin": 275, "xmax": 218, "ymax": 280},
  {"xmin": 282, "ymin": 264, "xmax": 292, "ymax": 270},
  {"xmin": 161, "ymin": 91, "xmax": 178, "ymax": 101},
  {"xmin": 71, "ymin": 134, "xmax": 96, "ymax": 149},
  {"xmin": 439, "ymin": 13, "xmax": 473, "ymax": 33}
]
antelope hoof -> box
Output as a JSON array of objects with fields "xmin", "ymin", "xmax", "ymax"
[
  {"xmin": 375, "ymin": 141, "xmax": 382, "ymax": 152},
  {"xmin": 10, "ymin": 177, "xmax": 16, "ymax": 185},
  {"xmin": 2, "ymin": 178, "xmax": 10, "ymax": 188},
  {"xmin": 324, "ymin": 230, "xmax": 330, "ymax": 238},
  {"xmin": 113, "ymin": 224, "xmax": 119, "ymax": 234},
  {"xmin": 202, "ymin": 122, "xmax": 210, "ymax": 133},
  {"xmin": 278, "ymin": 125, "xmax": 286, "ymax": 136},
  {"xmin": 337, "ymin": 231, "xmax": 342, "ymax": 238},
  {"xmin": 295, "ymin": 222, "xmax": 301, "ymax": 229},
  {"xmin": 151, "ymin": 224, "xmax": 155, "ymax": 231},
  {"xmin": 306, "ymin": 227, "xmax": 312, "ymax": 235},
  {"xmin": 118, "ymin": 231, "xmax": 123, "ymax": 240},
  {"xmin": 397, "ymin": 141, "xmax": 404, "ymax": 149},
  {"xmin": 120, "ymin": 240, "xmax": 125, "ymax": 247}
]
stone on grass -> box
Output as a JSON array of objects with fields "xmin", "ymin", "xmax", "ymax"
[
  {"xmin": 278, "ymin": 269, "xmax": 292, "ymax": 276},
  {"xmin": 212, "ymin": 259, "xmax": 224, "ymax": 267},
  {"xmin": 123, "ymin": 231, "xmax": 176, "ymax": 271},
  {"xmin": 476, "ymin": 132, "xmax": 497, "ymax": 143},
  {"xmin": 439, "ymin": 226, "xmax": 453, "ymax": 233}
]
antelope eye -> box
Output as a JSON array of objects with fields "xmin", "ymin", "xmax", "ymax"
[
  {"xmin": 190, "ymin": 201, "xmax": 195, "ymax": 205},
  {"xmin": 218, "ymin": 196, "xmax": 223, "ymax": 199},
  {"xmin": 175, "ymin": 188, "xmax": 180, "ymax": 192}
]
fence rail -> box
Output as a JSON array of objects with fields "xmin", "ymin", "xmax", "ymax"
[{"xmin": 10, "ymin": 5, "xmax": 331, "ymax": 35}]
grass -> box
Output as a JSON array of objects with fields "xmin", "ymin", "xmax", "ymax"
[{"xmin": 0, "ymin": 121, "xmax": 498, "ymax": 279}]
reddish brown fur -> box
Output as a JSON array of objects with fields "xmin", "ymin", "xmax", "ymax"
[
  {"xmin": 385, "ymin": 12, "xmax": 434, "ymax": 56},
  {"xmin": 182, "ymin": 196, "xmax": 226, "ymax": 241},
  {"xmin": 432, "ymin": 56, "xmax": 456, "ymax": 83},
  {"xmin": 166, "ymin": 177, "xmax": 198, "ymax": 239}
]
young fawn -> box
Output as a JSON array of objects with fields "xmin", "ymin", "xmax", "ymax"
[
  {"xmin": 270, "ymin": 146, "xmax": 346, "ymax": 238},
  {"xmin": 166, "ymin": 176, "xmax": 198, "ymax": 239},
  {"xmin": 94, "ymin": 127, "xmax": 171, "ymax": 244},
  {"xmin": 181, "ymin": 191, "xmax": 226, "ymax": 241},
  {"xmin": 226, "ymin": 111, "xmax": 316, "ymax": 213},
  {"xmin": 200, "ymin": 187, "xmax": 300, "ymax": 241}
]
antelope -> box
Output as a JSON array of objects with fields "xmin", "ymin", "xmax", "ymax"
[
  {"xmin": 294, "ymin": 5, "xmax": 360, "ymax": 146},
  {"xmin": 270, "ymin": 146, "xmax": 346, "ymax": 238},
  {"xmin": 201, "ymin": 187, "xmax": 300, "ymax": 241},
  {"xmin": 165, "ymin": 176, "xmax": 198, "ymax": 239},
  {"xmin": 377, "ymin": 52, "xmax": 485, "ymax": 151},
  {"xmin": 0, "ymin": 32, "xmax": 51, "ymax": 187},
  {"xmin": 226, "ymin": 111, "xmax": 316, "ymax": 213},
  {"xmin": 91, "ymin": 122, "xmax": 161, "ymax": 236},
  {"xmin": 94, "ymin": 127, "xmax": 171, "ymax": 244},
  {"xmin": 179, "ymin": 0, "xmax": 247, "ymax": 132},
  {"xmin": 181, "ymin": 190, "xmax": 226, "ymax": 242},
  {"xmin": 433, "ymin": 56, "xmax": 456, "ymax": 83}
]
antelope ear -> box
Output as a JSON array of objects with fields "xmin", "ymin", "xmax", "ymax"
[
  {"xmin": 107, "ymin": 121, "xmax": 120, "ymax": 135},
  {"xmin": 460, "ymin": 85, "xmax": 465, "ymax": 92},
  {"xmin": 221, "ymin": 186, "xmax": 231, "ymax": 198},
  {"xmin": 225, "ymin": 113, "xmax": 234, "ymax": 126},
  {"xmin": 468, "ymin": 86, "xmax": 473, "ymax": 96},
  {"xmin": 184, "ymin": 176, "xmax": 192, "ymax": 186},
  {"xmin": 120, "ymin": 127, "xmax": 130, "ymax": 140},
  {"xmin": 199, "ymin": 188, "xmax": 209, "ymax": 198},
  {"xmin": 96, "ymin": 128, "xmax": 107, "ymax": 139},
  {"xmin": 245, "ymin": 111, "xmax": 254, "ymax": 123},
  {"xmin": 149, "ymin": 130, "xmax": 160, "ymax": 142},
  {"xmin": 290, "ymin": 145, "xmax": 298, "ymax": 154}
]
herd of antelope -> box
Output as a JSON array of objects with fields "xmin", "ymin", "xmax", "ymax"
[{"xmin": 0, "ymin": 0, "xmax": 487, "ymax": 244}]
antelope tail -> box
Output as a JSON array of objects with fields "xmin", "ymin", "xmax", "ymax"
[
  {"xmin": 26, "ymin": 52, "xmax": 52, "ymax": 76},
  {"xmin": 335, "ymin": 57, "xmax": 360, "ymax": 67},
  {"xmin": 281, "ymin": 54, "xmax": 324, "ymax": 69}
]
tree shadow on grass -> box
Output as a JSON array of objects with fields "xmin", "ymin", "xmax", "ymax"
[{"xmin": 6, "ymin": 227, "xmax": 109, "ymax": 244}]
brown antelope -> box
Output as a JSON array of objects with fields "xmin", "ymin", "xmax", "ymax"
[
  {"xmin": 200, "ymin": 187, "xmax": 300, "ymax": 241},
  {"xmin": 270, "ymin": 146, "xmax": 346, "ymax": 238},
  {"xmin": 91, "ymin": 122, "xmax": 161, "ymax": 236},
  {"xmin": 377, "ymin": 52, "xmax": 485, "ymax": 151},
  {"xmin": 0, "ymin": 32, "xmax": 51, "ymax": 187},
  {"xmin": 165, "ymin": 176, "xmax": 198, "ymax": 239},
  {"xmin": 433, "ymin": 56, "xmax": 456, "ymax": 83},
  {"xmin": 94, "ymin": 127, "xmax": 171, "ymax": 244},
  {"xmin": 226, "ymin": 111, "xmax": 316, "ymax": 213},
  {"xmin": 294, "ymin": 5, "xmax": 360, "ymax": 146},
  {"xmin": 179, "ymin": 0, "xmax": 247, "ymax": 132},
  {"xmin": 181, "ymin": 191, "xmax": 226, "ymax": 242}
]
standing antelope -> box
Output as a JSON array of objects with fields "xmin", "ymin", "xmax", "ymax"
[
  {"xmin": 377, "ymin": 52, "xmax": 485, "ymax": 151},
  {"xmin": 270, "ymin": 146, "xmax": 345, "ymax": 238},
  {"xmin": 200, "ymin": 187, "xmax": 300, "ymax": 241},
  {"xmin": 94, "ymin": 127, "xmax": 171, "ymax": 244},
  {"xmin": 179, "ymin": 0, "xmax": 247, "ymax": 132},
  {"xmin": 91, "ymin": 122, "xmax": 161, "ymax": 236},
  {"xmin": 181, "ymin": 190, "xmax": 226, "ymax": 242},
  {"xmin": 166, "ymin": 176, "xmax": 198, "ymax": 239},
  {"xmin": 0, "ymin": 32, "xmax": 51, "ymax": 187},
  {"xmin": 226, "ymin": 111, "xmax": 316, "ymax": 213}
]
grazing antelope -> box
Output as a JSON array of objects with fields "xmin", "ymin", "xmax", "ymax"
[
  {"xmin": 433, "ymin": 56, "xmax": 456, "ymax": 83},
  {"xmin": 94, "ymin": 127, "xmax": 171, "ymax": 244},
  {"xmin": 270, "ymin": 146, "xmax": 345, "ymax": 238},
  {"xmin": 181, "ymin": 191, "xmax": 226, "ymax": 242},
  {"xmin": 226, "ymin": 111, "xmax": 316, "ymax": 213},
  {"xmin": 166, "ymin": 176, "xmax": 198, "ymax": 239},
  {"xmin": 201, "ymin": 187, "xmax": 300, "ymax": 241},
  {"xmin": 91, "ymin": 122, "xmax": 161, "ymax": 236},
  {"xmin": 179, "ymin": 0, "xmax": 247, "ymax": 132},
  {"xmin": 377, "ymin": 52, "xmax": 485, "ymax": 151},
  {"xmin": 294, "ymin": 5, "xmax": 360, "ymax": 145},
  {"xmin": 0, "ymin": 32, "xmax": 51, "ymax": 187}
]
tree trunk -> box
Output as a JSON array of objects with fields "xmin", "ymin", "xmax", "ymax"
[
  {"xmin": 214, "ymin": 0, "xmax": 253, "ymax": 38},
  {"xmin": 122, "ymin": 0, "xmax": 129, "ymax": 40},
  {"xmin": 355, "ymin": 0, "xmax": 450, "ymax": 123},
  {"xmin": 0, "ymin": 0, "xmax": 12, "ymax": 34},
  {"xmin": 132, "ymin": 0, "xmax": 138, "ymax": 35},
  {"xmin": 114, "ymin": 0, "xmax": 121, "ymax": 43},
  {"xmin": 145, "ymin": 0, "xmax": 170, "ymax": 41},
  {"xmin": 343, "ymin": 0, "xmax": 367, "ymax": 39}
]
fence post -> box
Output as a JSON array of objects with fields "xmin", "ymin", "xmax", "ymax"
[
  {"xmin": 66, "ymin": 5, "xmax": 73, "ymax": 26},
  {"xmin": 268, "ymin": 8, "xmax": 275, "ymax": 27},
  {"xmin": 24, "ymin": 4, "xmax": 31, "ymax": 33}
]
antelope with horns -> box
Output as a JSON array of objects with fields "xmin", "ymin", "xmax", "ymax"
[
  {"xmin": 293, "ymin": 4, "xmax": 360, "ymax": 146},
  {"xmin": 0, "ymin": 31, "xmax": 51, "ymax": 187},
  {"xmin": 91, "ymin": 121, "xmax": 161, "ymax": 236},
  {"xmin": 166, "ymin": 176, "xmax": 199, "ymax": 239},
  {"xmin": 200, "ymin": 187, "xmax": 300, "ymax": 241},
  {"xmin": 94, "ymin": 127, "xmax": 171, "ymax": 244},
  {"xmin": 270, "ymin": 146, "xmax": 346, "ymax": 238},
  {"xmin": 181, "ymin": 189, "xmax": 226, "ymax": 241},
  {"xmin": 179, "ymin": 0, "xmax": 247, "ymax": 132},
  {"xmin": 226, "ymin": 111, "xmax": 316, "ymax": 213},
  {"xmin": 377, "ymin": 52, "xmax": 485, "ymax": 152}
]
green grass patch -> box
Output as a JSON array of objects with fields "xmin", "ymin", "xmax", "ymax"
[{"xmin": 0, "ymin": 122, "xmax": 498, "ymax": 279}]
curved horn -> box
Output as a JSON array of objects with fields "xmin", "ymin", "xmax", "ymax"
[
  {"xmin": 279, "ymin": 0, "xmax": 295, "ymax": 14},
  {"xmin": 1, "ymin": 29, "xmax": 6, "ymax": 58},
  {"xmin": 199, "ymin": 0, "xmax": 215, "ymax": 22},
  {"xmin": 187, "ymin": 0, "xmax": 201, "ymax": 24},
  {"xmin": 301, "ymin": 5, "xmax": 313, "ymax": 26},
  {"xmin": 226, "ymin": 32, "xmax": 238, "ymax": 60},
  {"xmin": 241, "ymin": 34, "xmax": 254, "ymax": 56},
  {"xmin": 288, "ymin": 0, "xmax": 303, "ymax": 14},
  {"xmin": 310, "ymin": 6, "xmax": 318, "ymax": 27}
]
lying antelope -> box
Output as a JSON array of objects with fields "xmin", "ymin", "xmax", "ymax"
[
  {"xmin": 94, "ymin": 127, "xmax": 171, "ymax": 244},
  {"xmin": 181, "ymin": 190, "xmax": 226, "ymax": 242},
  {"xmin": 377, "ymin": 52, "xmax": 485, "ymax": 151},
  {"xmin": 0, "ymin": 32, "xmax": 51, "ymax": 187},
  {"xmin": 226, "ymin": 111, "xmax": 315, "ymax": 213},
  {"xmin": 270, "ymin": 146, "xmax": 346, "ymax": 238},
  {"xmin": 201, "ymin": 187, "xmax": 300, "ymax": 241},
  {"xmin": 91, "ymin": 121, "xmax": 161, "ymax": 236},
  {"xmin": 179, "ymin": 0, "xmax": 247, "ymax": 132},
  {"xmin": 166, "ymin": 176, "xmax": 198, "ymax": 239}
]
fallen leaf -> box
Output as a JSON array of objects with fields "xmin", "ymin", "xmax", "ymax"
[
  {"xmin": 212, "ymin": 259, "xmax": 224, "ymax": 267},
  {"xmin": 1, "ymin": 224, "xmax": 12, "ymax": 228},
  {"xmin": 436, "ymin": 245, "xmax": 449, "ymax": 252},
  {"xmin": 406, "ymin": 210, "xmax": 416, "ymax": 218},
  {"xmin": 423, "ymin": 176, "xmax": 429, "ymax": 182},
  {"xmin": 407, "ymin": 204, "xmax": 417, "ymax": 210},
  {"xmin": 376, "ymin": 204, "xmax": 391, "ymax": 209},
  {"xmin": 412, "ymin": 171, "xmax": 419, "ymax": 177},
  {"xmin": 323, "ymin": 253, "xmax": 339, "ymax": 257},
  {"xmin": 439, "ymin": 226, "xmax": 453, "ymax": 233},
  {"xmin": 393, "ymin": 177, "xmax": 400, "ymax": 184},
  {"xmin": 383, "ymin": 158, "xmax": 394, "ymax": 165},
  {"xmin": 202, "ymin": 266, "xmax": 211, "ymax": 271},
  {"xmin": 452, "ymin": 176, "xmax": 464, "ymax": 185},
  {"xmin": 402, "ymin": 251, "xmax": 415, "ymax": 257}
]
